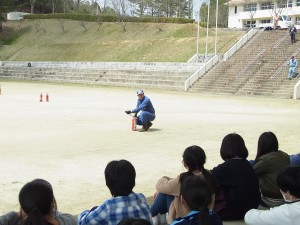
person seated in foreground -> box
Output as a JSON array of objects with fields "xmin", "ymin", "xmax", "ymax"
[
  {"xmin": 252, "ymin": 132, "xmax": 290, "ymax": 207},
  {"xmin": 78, "ymin": 159, "xmax": 152, "ymax": 225},
  {"xmin": 211, "ymin": 133, "xmax": 260, "ymax": 220},
  {"xmin": 244, "ymin": 165, "xmax": 300, "ymax": 225},
  {"xmin": 151, "ymin": 145, "xmax": 216, "ymax": 224},
  {"xmin": 170, "ymin": 176, "xmax": 222, "ymax": 225},
  {"xmin": 118, "ymin": 218, "xmax": 152, "ymax": 225},
  {"xmin": 0, "ymin": 179, "xmax": 76, "ymax": 225}
]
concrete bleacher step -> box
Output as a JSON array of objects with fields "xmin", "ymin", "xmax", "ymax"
[{"xmin": 0, "ymin": 61, "xmax": 198, "ymax": 91}]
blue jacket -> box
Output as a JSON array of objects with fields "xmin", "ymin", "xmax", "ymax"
[
  {"xmin": 288, "ymin": 58, "xmax": 298, "ymax": 68},
  {"xmin": 132, "ymin": 96, "xmax": 155, "ymax": 114},
  {"xmin": 171, "ymin": 210, "xmax": 222, "ymax": 225}
]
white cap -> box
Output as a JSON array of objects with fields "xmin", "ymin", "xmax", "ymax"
[{"xmin": 137, "ymin": 89, "xmax": 144, "ymax": 95}]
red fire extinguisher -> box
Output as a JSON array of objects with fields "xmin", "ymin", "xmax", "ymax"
[{"xmin": 132, "ymin": 116, "xmax": 137, "ymax": 131}]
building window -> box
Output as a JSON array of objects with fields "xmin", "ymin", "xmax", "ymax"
[
  {"xmin": 261, "ymin": 19, "xmax": 272, "ymax": 23},
  {"xmin": 278, "ymin": 0, "xmax": 292, "ymax": 8},
  {"xmin": 243, "ymin": 20, "xmax": 256, "ymax": 28},
  {"xmin": 296, "ymin": 17, "xmax": 300, "ymax": 27},
  {"xmin": 261, "ymin": 2, "xmax": 274, "ymax": 10},
  {"xmin": 297, "ymin": 0, "xmax": 300, "ymax": 6},
  {"xmin": 235, "ymin": 6, "xmax": 237, "ymax": 14},
  {"xmin": 244, "ymin": 3, "xmax": 257, "ymax": 11}
]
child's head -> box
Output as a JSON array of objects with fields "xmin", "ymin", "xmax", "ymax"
[
  {"xmin": 255, "ymin": 131, "xmax": 278, "ymax": 160},
  {"xmin": 182, "ymin": 145, "xmax": 206, "ymax": 171},
  {"xmin": 105, "ymin": 159, "xmax": 136, "ymax": 197},
  {"xmin": 180, "ymin": 175, "xmax": 212, "ymax": 211},
  {"xmin": 277, "ymin": 166, "xmax": 300, "ymax": 200},
  {"xmin": 220, "ymin": 133, "xmax": 248, "ymax": 160},
  {"xmin": 19, "ymin": 179, "xmax": 55, "ymax": 225}
]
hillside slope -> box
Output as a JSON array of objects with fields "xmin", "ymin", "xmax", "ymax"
[{"xmin": 0, "ymin": 20, "xmax": 245, "ymax": 62}]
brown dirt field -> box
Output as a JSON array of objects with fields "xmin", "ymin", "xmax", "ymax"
[{"xmin": 0, "ymin": 81, "xmax": 299, "ymax": 224}]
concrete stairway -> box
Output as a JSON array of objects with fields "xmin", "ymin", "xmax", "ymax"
[
  {"xmin": 189, "ymin": 30, "xmax": 300, "ymax": 98},
  {"xmin": 0, "ymin": 62, "xmax": 203, "ymax": 91}
]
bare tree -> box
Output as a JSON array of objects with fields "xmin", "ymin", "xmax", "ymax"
[
  {"xmin": 79, "ymin": 20, "xmax": 88, "ymax": 31},
  {"xmin": 58, "ymin": 18, "xmax": 66, "ymax": 32},
  {"xmin": 97, "ymin": 16, "xmax": 103, "ymax": 31},
  {"xmin": 111, "ymin": 0, "xmax": 128, "ymax": 15},
  {"xmin": 98, "ymin": 0, "xmax": 109, "ymax": 13},
  {"xmin": 51, "ymin": 0, "xmax": 59, "ymax": 13},
  {"xmin": 29, "ymin": 0, "xmax": 37, "ymax": 13},
  {"xmin": 111, "ymin": 0, "xmax": 129, "ymax": 31},
  {"xmin": 34, "ymin": 19, "xmax": 41, "ymax": 32},
  {"xmin": 128, "ymin": 0, "xmax": 147, "ymax": 16},
  {"xmin": 244, "ymin": 0, "xmax": 257, "ymax": 28}
]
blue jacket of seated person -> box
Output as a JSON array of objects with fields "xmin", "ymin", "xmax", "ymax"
[{"xmin": 171, "ymin": 210, "xmax": 223, "ymax": 225}]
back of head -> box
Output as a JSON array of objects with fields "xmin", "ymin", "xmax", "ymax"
[
  {"xmin": 180, "ymin": 146, "xmax": 216, "ymax": 192},
  {"xmin": 182, "ymin": 145, "xmax": 206, "ymax": 172},
  {"xmin": 255, "ymin": 132, "xmax": 278, "ymax": 161},
  {"xmin": 19, "ymin": 179, "xmax": 54, "ymax": 225},
  {"xmin": 277, "ymin": 166, "xmax": 300, "ymax": 198},
  {"xmin": 220, "ymin": 133, "xmax": 248, "ymax": 160},
  {"xmin": 105, "ymin": 159, "xmax": 136, "ymax": 197},
  {"xmin": 180, "ymin": 176, "xmax": 212, "ymax": 225},
  {"xmin": 117, "ymin": 218, "xmax": 151, "ymax": 225}
]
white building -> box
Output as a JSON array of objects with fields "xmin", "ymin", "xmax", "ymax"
[
  {"xmin": 7, "ymin": 12, "xmax": 30, "ymax": 20},
  {"xmin": 227, "ymin": 0, "xmax": 300, "ymax": 28}
]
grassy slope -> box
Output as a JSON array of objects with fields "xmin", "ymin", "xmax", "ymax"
[{"xmin": 0, "ymin": 19, "xmax": 245, "ymax": 62}]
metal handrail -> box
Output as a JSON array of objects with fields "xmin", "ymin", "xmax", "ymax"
[
  {"xmin": 235, "ymin": 49, "xmax": 266, "ymax": 78},
  {"xmin": 184, "ymin": 55, "xmax": 219, "ymax": 91},
  {"xmin": 223, "ymin": 28, "xmax": 260, "ymax": 61}
]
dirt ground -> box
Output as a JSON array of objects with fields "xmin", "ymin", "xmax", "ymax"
[{"xmin": 0, "ymin": 81, "xmax": 300, "ymax": 222}]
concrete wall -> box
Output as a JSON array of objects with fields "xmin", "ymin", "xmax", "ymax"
[{"xmin": 293, "ymin": 80, "xmax": 300, "ymax": 99}]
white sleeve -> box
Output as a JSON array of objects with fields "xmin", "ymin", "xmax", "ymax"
[{"xmin": 244, "ymin": 205, "xmax": 290, "ymax": 225}]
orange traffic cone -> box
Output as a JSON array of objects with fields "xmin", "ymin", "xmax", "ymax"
[
  {"xmin": 46, "ymin": 93, "xmax": 49, "ymax": 102},
  {"xmin": 40, "ymin": 93, "xmax": 43, "ymax": 102}
]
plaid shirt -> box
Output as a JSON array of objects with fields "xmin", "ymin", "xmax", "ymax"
[{"xmin": 78, "ymin": 192, "xmax": 152, "ymax": 225}]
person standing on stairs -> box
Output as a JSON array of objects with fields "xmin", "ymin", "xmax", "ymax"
[
  {"xmin": 287, "ymin": 56, "xmax": 298, "ymax": 80},
  {"xmin": 289, "ymin": 24, "xmax": 297, "ymax": 44}
]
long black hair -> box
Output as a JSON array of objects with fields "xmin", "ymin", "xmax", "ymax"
[
  {"xmin": 179, "ymin": 145, "xmax": 216, "ymax": 193},
  {"xmin": 19, "ymin": 179, "xmax": 54, "ymax": 225},
  {"xmin": 255, "ymin": 131, "xmax": 278, "ymax": 162},
  {"xmin": 180, "ymin": 176, "xmax": 213, "ymax": 225}
]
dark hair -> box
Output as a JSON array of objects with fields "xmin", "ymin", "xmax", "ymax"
[
  {"xmin": 31, "ymin": 179, "xmax": 57, "ymax": 211},
  {"xmin": 19, "ymin": 179, "xmax": 54, "ymax": 225},
  {"xmin": 277, "ymin": 166, "xmax": 300, "ymax": 198},
  {"xmin": 179, "ymin": 145, "xmax": 216, "ymax": 193},
  {"xmin": 180, "ymin": 176, "xmax": 213, "ymax": 225},
  {"xmin": 220, "ymin": 133, "xmax": 248, "ymax": 160},
  {"xmin": 105, "ymin": 159, "xmax": 136, "ymax": 197},
  {"xmin": 255, "ymin": 132, "xmax": 279, "ymax": 161},
  {"xmin": 117, "ymin": 218, "xmax": 151, "ymax": 225}
]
